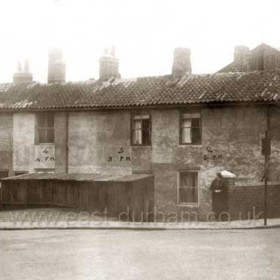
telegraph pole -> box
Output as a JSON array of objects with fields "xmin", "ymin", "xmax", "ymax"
[{"xmin": 262, "ymin": 106, "xmax": 271, "ymax": 226}]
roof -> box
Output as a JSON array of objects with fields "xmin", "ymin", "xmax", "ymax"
[
  {"xmin": 2, "ymin": 173, "xmax": 153, "ymax": 182},
  {"xmin": 1, "ymin": 69, "xmax": 280, "ymax": 110},
  {"xmin": 218, "ymin": 44, "xmax": 280, "ymax": 73}
]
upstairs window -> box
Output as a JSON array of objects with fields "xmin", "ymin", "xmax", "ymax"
[
  {"xmin": 178, "ymin": 171, "xmax": 199, "ymax": 205},
  {"xmin": 180, "ymin": 111, "xmax": 201, "ymax": 144},
  {"xmin": 37, "ymin": 113, "xmax": 54, "ymax": 144},
  {"xmin": 132, "ymin": 115, "xmax": 151, "ymax": 146}
]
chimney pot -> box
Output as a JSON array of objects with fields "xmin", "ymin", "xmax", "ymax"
[
  {"xmin": 172, "ymin": 48, "xmax": 192, "ymax": 78},
  {"xmin": 99, "ymin": 47, "xmax": 120, "ymax": 81},
  {"xmin": 234, "ymin": 45, "xmax": 251, "ymax": 71},
  {"xmin": 13, "ymin": 59, "xmax": 33, "ymax": 84},
  {"xmin": 48, "ymin": 47, "xmax": 66, "ymax": 83}
]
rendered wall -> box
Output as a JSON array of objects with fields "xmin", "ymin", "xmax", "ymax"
[
  {"xmin": 13, "ymin": 112, "xmax": 66, "ymax": 174},
  {"xmin": 0, "ymin": 113, "xmax": 13, "ymax": 176},
  {"xmin": 13, "ymin": 113, "xmax": 36, "ymax": 173},
  {"xmin": 68, "ymin": 111, "xmax": 132, "ymax": 174},
  {"xmin": 149, "ymin": 105, "xmax": 280, "ymax": 221}
]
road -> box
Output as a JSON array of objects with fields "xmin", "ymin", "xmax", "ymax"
[{"xmin": 0, "ymin": 229, "xmax": 279, "ymax": 280}]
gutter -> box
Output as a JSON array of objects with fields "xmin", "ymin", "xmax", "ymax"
[
  {"xmin": 0, "ymin": 101, "xmax": 280, "ymax": 112},
  {"xmin": 66, "ymin": 111, "xmax": 69, "ymax": 174}
]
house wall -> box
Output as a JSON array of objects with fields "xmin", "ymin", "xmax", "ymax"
[
  {"xmin": 54, "ymin": 112, "xmax": 67, "ymax": 173},
  {"xmin": 9, "ymin": 105, "xmax": 280, "ymax": 221},
  {"xmin": 0, "ymin": 113, "xmax": 13, "ymax": 176},
  {"xmin": 148, "ymin": 105, "xmax": 280, "ymax": 221},
  {"xmin": 13, "ymin": 113, "xmax": 36, "ymax": 173},
  {"xmin": 68, "ymin": 111, "xmax": 132, "ymax": 175},
  {"xmin": 13, "ymin": 112, "xmax": 67, "ymax": 174}
]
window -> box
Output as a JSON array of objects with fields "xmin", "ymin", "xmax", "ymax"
[
  {"xmin": 180, "ymin": 111, "xmax": 201, "ymax": 144},
  {"xmin": 132, "ymin": 115, "xmax": 151, "ymax": 145},
  {"xmin": 37, "ymin": 113, "xmax": 54, "ymax": 143},
  {"xmin": 178, "ymin": 171, "xmax": 198, "ymax": 205}
]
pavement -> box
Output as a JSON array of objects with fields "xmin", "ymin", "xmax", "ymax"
[{"xmin": 1, "ymin": 208, "xmax": 280, "ymax": 230}]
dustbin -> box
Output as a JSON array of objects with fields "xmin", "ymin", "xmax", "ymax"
[{"xmin": 210, "ymin": 171, "xmax": 236, "ymax": 221}]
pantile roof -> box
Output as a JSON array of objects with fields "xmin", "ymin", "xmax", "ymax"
[{"xmin": 0, "ymin": 69, "xmax": 280, "ymax": 110}]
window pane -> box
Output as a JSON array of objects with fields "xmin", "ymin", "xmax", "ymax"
[
  {"xmin": 38, "ymin": 129, "xmax": 47, "ymax": 143},
  {"xmin": 191, "ymin": 118, "xmax": 200, "ymax": 128},
  {"xmin": 47, "ymin": 114, "xmax": 54, "ymax": 128},
  {"xmin": 182, "ymin": 119, "xmax": 191, "ymax": 128},
  {"xmin": 47, "ymin": 129, "xmax": 54, "ymax": 143},
  {"xmin": 133, "ymin": 120, "xmax": 142, "ymax": 144},
  {"xmin": 142, "ymin": 129, "xmax": 150, "ymax": 145},
  {"xmin": 179, "ymin": 172, "xmax": 198, "ymax": 203},
  {"xmin": 142, "ymin": 119, "xmax": 150, "ymax": 130},
  {"xmin": 191, "ymin": 128, "xmax": 201, "ymax": 144},
  {"xmin": 132, "ymin": 116, "xmax": 151, "ymax": 146},
  {"xmin": 182, "ymin": 127, "xmax": 191, "ymax": 143},
  {"xmin": 179, "ymin": 188, "xmax": 198, "ymax": 203},
  {"xmin": 38, "ymin": 114, "xmax": 46, "ymax": 127},
  {"xmin": 134, "ymin": 120, "xmax": 142, "ymax": 130}
]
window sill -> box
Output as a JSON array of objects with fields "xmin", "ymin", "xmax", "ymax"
[
  {"xmin": 177, "ymin": 203, "xmax": 199, "ymax": 208},
  {"xmin": 131, "ymin": 145, "xmax": 152, "ymax": 148},
  {"xmin": 178, "ymin": 144, "xmax": 202, "ymax": 147}
]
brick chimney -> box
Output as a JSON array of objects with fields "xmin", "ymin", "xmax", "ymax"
[
  {"xmin": 99, "ymin": 47, "xmax": 120, "ymax": 81},
  {"xmin": 13, "ymin": 60, "xmax": 33, "ymax": 84},
  {"xmin": 48, "ymin": 47, "xmax": 66, "ymax": 83},
  {"xmin": 172, "ymin": 48, "xmax": 192, "ymax": 78},
  {"xmin": 234, "ymin": 46, "xmax": 251, "ymax": 72}
]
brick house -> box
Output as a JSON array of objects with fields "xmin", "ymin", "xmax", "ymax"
[{"xmin": 0, "ymin": 45, "xmax": 280, "ymax": 221}]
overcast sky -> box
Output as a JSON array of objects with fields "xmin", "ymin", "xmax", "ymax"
[{"xmin": 0, "ymin": 0, "xmax": 279, "ymax": 83}]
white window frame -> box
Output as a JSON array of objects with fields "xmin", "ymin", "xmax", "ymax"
[
  {"xmin": 131, "ymin": 114, "xmax": 151, "ymax": 146},
  {"xmin": 180, "ymin": 111, "xmax": 202, "ymax": 145}
]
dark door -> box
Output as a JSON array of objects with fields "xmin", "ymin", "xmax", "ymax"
[{"xmin": 212, "ymin": 188, "xmax": 228, "ymax": 220}]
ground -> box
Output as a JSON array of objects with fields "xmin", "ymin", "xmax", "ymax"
[{"xmin": 0, "ymin": 228, "xmax": 280, "ymax": 280}]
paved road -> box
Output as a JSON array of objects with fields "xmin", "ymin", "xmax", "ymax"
[{"xmin": 0, "ymin": 229, "xmax": 279, "ymax": 280}]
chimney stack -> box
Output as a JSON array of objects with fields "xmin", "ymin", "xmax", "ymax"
[
  {"xmin": 13, "ymin": 60, "xmax": 33, "ymax": 84},
  {"xmin": 48, "ymin": 47, "xmax": 66, "ymax": 83},
  {"xmin": 172, "ymin": 48, "xmax": 192, "ymax": 78},
  {"xmin": 234, "ymin": 46, "xmax": 251, "ymax": 72},
  {"xmin": 99, "ymin": 46, "xmax": 120, "ymax": 81}
]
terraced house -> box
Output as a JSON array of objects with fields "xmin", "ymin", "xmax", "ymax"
[{"xmin": 0, "ymin": 44, "xmax": 280, "ymax": 221}]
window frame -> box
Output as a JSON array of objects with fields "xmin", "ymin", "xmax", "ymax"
[
  {"xmin": 131, "ymin": 113, "xmax": 152, "ymax": 146},
  {"xmin": 179, "ymin": 110, "xmax": 202, "ymax": 145},
  {"xmin": 177, "ymin": 170, "xmax": 199, "ymax": 206},
  {"xmin": 35, "ymin": 112, "xmax": 55, "ymax": 144}
]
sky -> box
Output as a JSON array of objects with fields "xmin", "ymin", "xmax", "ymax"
[{"xmin": 0, "ymin": 0, "xmax": 280, "ymax": 83}]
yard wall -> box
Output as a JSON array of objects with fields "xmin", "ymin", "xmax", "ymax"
[
  {"xmin": 227, "ymin": 182, "xmax": 280, "ymax": 220},
  {"xmin": 0, "ymin": 175, "xmax": 155, "ymax": 222}
]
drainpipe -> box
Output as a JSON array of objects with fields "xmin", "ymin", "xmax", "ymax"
[
  {"xmin": 263, "ymin": 106, "xmax": 270, "ymax": 226},
  {"xmin": 66, "ymin": 112, "xmax": 69, "ymax": 174}
]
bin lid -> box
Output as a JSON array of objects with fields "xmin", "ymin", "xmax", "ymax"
[{"xmin": 220, "ymin": 170, "xmax": 236, "ymax": 179}]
